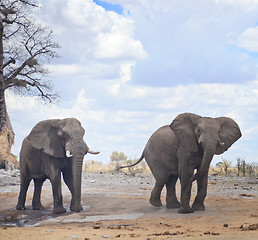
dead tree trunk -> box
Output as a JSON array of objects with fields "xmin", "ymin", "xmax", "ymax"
[{"xmin": 0, "ymin": 17, "xmax": 18, "ymax": 170}]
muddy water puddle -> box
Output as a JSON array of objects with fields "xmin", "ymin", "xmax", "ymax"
[{"xmin": 0, "ymin": 207, "xmax": 145, "ymax": 227}]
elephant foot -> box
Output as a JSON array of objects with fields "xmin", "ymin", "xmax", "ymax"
[
  {"xmin": 32, "ymin": 203, "xmax": 44, "ymax": 210},
  {"xmin": 149, "ymin": 197, "xmax": 162, "ymax": 207},
  {"xmin": 52, "ymin": 205, "xmax": 66, "ymax": 214},
  {"xmin": 70, "ymin": 204, "xmax": 83, "ymax": 212},
  {"xmin": 192, "ymin": 202, "xmax": 205, "ymax": 211},
  {"xmin": 178, "ymin": 206, "xmax": 193, "ymax": 214},
  {"xmin": 166, "ymin": 200, "xmax": 180, "ymax": 209},
  {"xmin": 16, "ymin": 204, "xmax": 26, "ymax": 210}
]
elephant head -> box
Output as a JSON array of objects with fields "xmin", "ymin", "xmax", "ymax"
[
  {"xmin": 27, "ymin": 118, "xmax": 99, "ymax": 212},
  {"xmin": 170, "ymin": 113, "xmax": 241, "ymax": 181}
]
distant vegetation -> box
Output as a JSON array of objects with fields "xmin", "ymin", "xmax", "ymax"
[
  {"xmin": 83, "ymin": 152, "xmax": 257, "ymax": 178},
  {"xmin": 211, "ymin": 157, "xmax": 257, "ymax": 177}
]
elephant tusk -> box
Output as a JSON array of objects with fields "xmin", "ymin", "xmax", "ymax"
[
  {"xmin": 88, "ymin": 149, "xmax": 100, "ymax": 155},
  {"xmin": 66, "ymin": 150, "xmax": 73, "ymax": 158},
  {"xmin": 220, "ymin": 142, "xmax": 225, "ymax": 146}
]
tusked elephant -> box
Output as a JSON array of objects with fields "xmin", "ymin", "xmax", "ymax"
[
  {"xmin": 121, "ymin": 113, "xmax": 241, "ymax": 213},
  {"xmin": 16, "ymin": 118, "xmax": 99, "ymax": 214}
]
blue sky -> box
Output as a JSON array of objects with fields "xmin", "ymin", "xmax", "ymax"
[
  {"xmin": 6, "ymin": 0, "xmax": 258, "ymax": 166},
  {"xmin": 93, "ymin": 0, "xmax": 123, "ymax": 14}
]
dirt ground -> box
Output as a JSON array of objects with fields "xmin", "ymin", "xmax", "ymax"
[{"xmin": 0, "ymin": 170, "xmax": 258, "ymax": 240}]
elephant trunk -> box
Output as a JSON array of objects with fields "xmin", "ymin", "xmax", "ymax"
[
  {"xmin": 72, "ymin": 140, "xmax": 85, "ymax": 212},
  {"xmin": 190, "ymin": 139, "xmax": 217, "ymax": 183}
]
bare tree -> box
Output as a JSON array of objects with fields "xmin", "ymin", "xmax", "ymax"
[
  {"xmin": 0, "ymin": 0, "xmax": 60, "ymax": 169},
  {"xmin": 110, "ymin": 151, "xmax": 128, "ymax": 171},
  {"xmin": 221, "ymin": 157, "xmax": 231, "ymax": 175}
]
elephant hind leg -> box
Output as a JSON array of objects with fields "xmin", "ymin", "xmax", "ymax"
[
  {"xmin": 32, "ymin": 178, "xmax": 46, "ymax": 210},
  {"xmin": 166, "ymin": 175, "xmax": 180, "ymax": 209},
  {"xmin": 149, "ymin": 182, "xmax": 164, "ymax": 207}
]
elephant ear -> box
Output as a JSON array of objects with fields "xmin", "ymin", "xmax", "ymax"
[
  {"xmin": 215, "ymin": 117, "xmax": 242, "ymax": 155},
  {"xmin": 27, "ymin": 119, "xmax": 65, "ymax": 158},
  {"xmin": 170, "ymin": 113, "xmax": 201, "ymax": 152}
]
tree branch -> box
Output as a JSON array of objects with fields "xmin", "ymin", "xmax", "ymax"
[{"xmin": 3, "ymin": 58, "xmax": 15, "ymax": 68}]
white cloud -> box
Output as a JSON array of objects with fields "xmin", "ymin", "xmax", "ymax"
[
  {"xmin": 6, "ymin": 0, "xmax": 258, "ymax": 165},
  {"xmin": 237, "ymin": 26, "xmax": 258, "ymax": 52},
  {"xmin": 94, "ymin": 32, "xmax": 146, "ymax": 59},
  {"xmin": 6, "ymin": 80, "xmax": 258, "ymax": 164}
]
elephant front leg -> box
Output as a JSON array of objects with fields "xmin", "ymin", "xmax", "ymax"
[
  {"xmin": 16, "ymin": 179, "xmax": 31, "ymax": 210},
  {"xmin": 192, "ymin": 173, "xmax": 208, "ymax": 211},
  {"xmin": 50, "ymin": 172, "xmax": 66, "ymax": 214},
  {"xmin": 16, "ymin": 167, "xmax": 31, "ymax": 210},
  {"xmin": 149, "ymin": 182, "xmax": 164, "ymax": 207},
  {"xmin": 62, "ymin": 170, "xmax": 83, "ymax": 212},
  {"xmin": 178, "ymin": 171, "xmax": 194, "ymax": 214},
  {"xmin": 32, "ymin": 178, "xmax": 46, "ymax": 210},
  {"xmin": 166, "ymin": 175, "xmax": 180, "ymax": 208}
]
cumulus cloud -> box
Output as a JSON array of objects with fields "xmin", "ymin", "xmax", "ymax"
[
  {"xmin": 237, "ymin": 26, "xmax": 258, "ymax": 52},
  {"xmin": 6, "ymin": 0, "xmax": 258, "ymax": 165},
  {"xmin": 112, "ymin": 0, "xmax": 258, "ymax": 86},
  {"xmin": 7, "ymin": 79, "xmax": 258, "ymax": 164}
]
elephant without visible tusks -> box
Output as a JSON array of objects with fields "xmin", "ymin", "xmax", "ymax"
[
  {"xmin": 121, "ymin": 113, "xmax": 241, "ymax": 213},
  {"xmin": 16, "ymin": 118, "xmax": 100, "ymax": 214}
]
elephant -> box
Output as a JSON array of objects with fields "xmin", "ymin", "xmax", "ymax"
[
  {"xmin": 121, "ymin": 113, "xmax": 241, "ymax": 213},
  {"xmin": 16, "ymin": 118, "xmax": 99, "ymax": 214}
]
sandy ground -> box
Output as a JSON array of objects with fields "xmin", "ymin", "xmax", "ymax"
[{"xmin": 0, "ymin": 170, "xmax": 258, "ymax": 240}]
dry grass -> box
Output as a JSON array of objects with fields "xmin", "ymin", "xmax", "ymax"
[
  {"xmin": 209, "ymin": 166, "xmax": 258, "ymax": 177},
  {"xmin": 83, "ymin": 160, "xmax": 257, "ymax": 178},
  {"xmin": 82, "ymin": 159, "xmax": 151, "ymax": 175}
]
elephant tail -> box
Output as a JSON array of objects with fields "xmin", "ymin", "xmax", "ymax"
[
  {"xmin": 190, "ymin": 172, "xmax": 199, "ymax": 183},
  {"xmin": 119, "ymin": 153, "xmax": 144, "ymax": 169}
]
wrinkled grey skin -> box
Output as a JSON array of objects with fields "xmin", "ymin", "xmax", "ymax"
[
  {"xmin": 16, "ymin": 118, "xmax": 99, "ymax": 214},
  {"xmin": 122, "ymin": 113, "xmax": 241, "ymax": 214}
]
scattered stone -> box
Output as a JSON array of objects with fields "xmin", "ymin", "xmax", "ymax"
[
  {"xmin": 151, "ymin": 231, "xmax": 183, "ymax": 236},
  {"xmin": 241, "ymin": 223, "xmax": 258, "ymax": 231},
  {"xmin": 223, "ymin": 223, "xmax": 229, "ymax": 227},
  {"xmin": 49, "ymin": 229, "xmax": 53, "ymax": 232},
  {"xmin": 103, "ymin": 235, "xmax": 109, "ymax": 238},
  {"xmin": 72, "ymin": 235, "xmax": 78, "ymax": 239},
  {"xmin": 239, "ymin": 193, "xmax": 254, "ymax": 198},
  {"xmin": 248, "ymin": 224, "xmax": 258, "ymax": 231},
  {"xmin": 93, "ymin": 225, "xmax": 100, "ymax": 229},
  {"xmin": 204, "ymin": 231, "xmax": 211, "ymax": 235}
]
